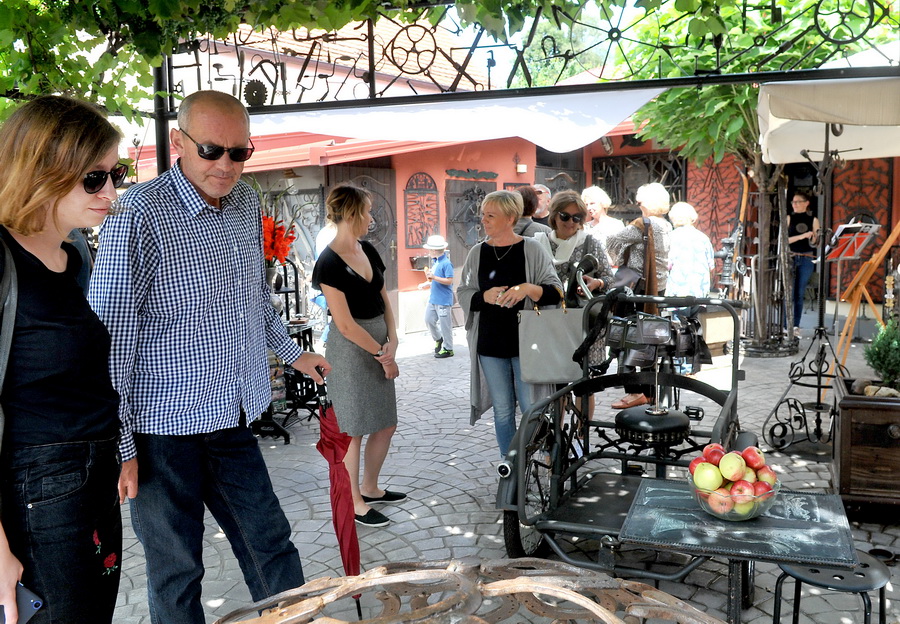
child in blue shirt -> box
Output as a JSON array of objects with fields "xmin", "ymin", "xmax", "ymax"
[{"xmin": 418, "ymin": 235, "xmax": 455, "ymax": 357}]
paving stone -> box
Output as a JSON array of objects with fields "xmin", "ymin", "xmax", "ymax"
[{"xmin": 113, "ymin": 325, "xmax": 899, "ymax": 623}]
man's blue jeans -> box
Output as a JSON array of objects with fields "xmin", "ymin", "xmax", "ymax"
[
  {"xmin": 131, "ymin": 425, "xmax": 303, "ymax": 624},
  {"xmin": 478, "ymin": 355, "xmax": 531, "ymax": 456},
  {"xmin": 792, "ymin": 255, "xmax": 816, "ymax": 327},
  {"xmin": 1, "ymin": 438, "xmax": 121, "ymax": 624}
]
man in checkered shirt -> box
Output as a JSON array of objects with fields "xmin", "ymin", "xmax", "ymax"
[{"xmin": 90, "ymin": 90, "xmax": 331, "ymax": 623}]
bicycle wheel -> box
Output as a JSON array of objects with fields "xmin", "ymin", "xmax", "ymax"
[{"xmin": 503, "ymin": 416, "xmax": 556, "ymax": 558}]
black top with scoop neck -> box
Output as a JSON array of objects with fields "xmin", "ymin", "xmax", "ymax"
[
  {"xmin": 312, "ymin": 239, "xmax": 386, "ymax": 319},
  {"xmin": 0, "ymin": 227, "xmax": 120, "ymax": 450},
  {"xmin": 471, "ymin": 240, "xmax": 560, "ymax": 358}
]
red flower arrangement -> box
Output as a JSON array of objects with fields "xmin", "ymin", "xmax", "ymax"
[{"xmin": 263, "ymin": 215, "xmax": 296, "ymax": 265}]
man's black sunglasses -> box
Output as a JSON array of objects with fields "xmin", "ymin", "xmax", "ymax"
[
  {"xmin": 557, "ymin": 212, "xmax": 584, "ymax": 223},
  {"xmin": 83, "ymin": 163, "xmax": 129, "ymax": 194},
  {"xmin": 180, "ymin": 128, "xmax": 255, "ymax": 162}
]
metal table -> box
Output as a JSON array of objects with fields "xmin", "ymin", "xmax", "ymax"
[{"xmin": 619, "ymin": 479, "xmax": 857, "ymax": 624}]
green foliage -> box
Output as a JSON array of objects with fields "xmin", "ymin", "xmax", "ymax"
[
  {"xmin": 509, "ymin": 17, "xmax": 607, "ymax": 87},
  {"xmin": 629, "ymin": 0, "xmax": 897, "ymax": 168},
  {"xmin": 864, "ymin": 319, "xmax": 900, "ymax": 390},
  {"xmin": 0, "ymin": 0, "xmax": 896, "ymax": 127}
]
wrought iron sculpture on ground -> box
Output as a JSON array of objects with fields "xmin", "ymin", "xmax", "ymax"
[{"xmin": 214, "ymin": 558, "xmax": 725, "ymax": 624}]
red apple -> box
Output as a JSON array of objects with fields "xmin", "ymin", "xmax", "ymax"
[
  {"xmin": 707, "ymin": 487, "xmax": 735, "ymax": 515},
  {"xmin": 693, "ymin": 462, "xmax": 724, "ymax": 491},
  {"xmin": 753, "ymin": 481, "xmax": 775, "ymax": 500},
  {"xmin": 703, "ymin": 443, "xmax": 725, "ymax": 460},
  {"xmin": 688, "ymin": 456, "xmax": 706, "ymax": 475},
  {"xmin": 740, "ymin": 466, "xmax": 758, "ymax": 483},
  {"xmin": 705, "ymin": 448, "xmax": 726, "ymax": 466},
  {"xmin": 756, "ymin": 465, "xmax": 778, "ymax": 486},
  {"xmin": 718, "ymin": 452, "xmax": 747, "ymax": 481},
  {"xmin": 741, "ymin": 446, "xmax": 767, "ymax": 470},
  {"xmin": 730, "ymin": 479, "xmax": 755, "ymax": 504}
]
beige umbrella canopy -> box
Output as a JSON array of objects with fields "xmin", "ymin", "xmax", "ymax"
[{"xmin": 758, "ymin": 75, "xmax": 900, "ymax": 164}]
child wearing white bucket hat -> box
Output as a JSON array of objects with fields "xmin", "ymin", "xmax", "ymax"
[{"xmin": 418, "ymin": 235, "xmax": 455, "ymax": 357}]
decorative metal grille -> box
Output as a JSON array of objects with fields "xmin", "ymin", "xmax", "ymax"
[
  {"xmin": 160, "ymin": 0, "xmax": 897, "ymax": 111},
  {"xmin": 446, "ymin": 179, "xmax": 494, "ymax": 268},
  {"xmin": 591, "ymin": 153, "xmax": 687, "ymax": 220},
  {"xmin": 404, "ymin": 172, "xmax": 439, "ymax": 248}
]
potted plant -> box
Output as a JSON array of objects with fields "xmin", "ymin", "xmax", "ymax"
[
  {"xmin": 832, "ymin": 319, "xmax": 900, "ymax": 506},
  {"xmin": 862, "ymin": 319, "xmax": 900, "ymax": 396}
]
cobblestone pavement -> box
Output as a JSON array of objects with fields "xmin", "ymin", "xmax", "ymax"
[{"xmin": 113, "ymin": 323, "xmax": 899, "ymax": 623}]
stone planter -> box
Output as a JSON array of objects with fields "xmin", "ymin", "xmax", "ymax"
[{"xmin": 831, "ymin": 374, "xmax": 900, "ymax": 505}]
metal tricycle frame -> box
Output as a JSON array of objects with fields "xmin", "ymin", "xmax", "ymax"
[{"xmin": 496, "ymin": 294, "xmax": 757, "ymax": 587}]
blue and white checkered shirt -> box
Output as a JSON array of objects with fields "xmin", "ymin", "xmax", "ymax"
[{"xmin": 89, "ymin": 161, "xmax": 303, "ymax": 461}]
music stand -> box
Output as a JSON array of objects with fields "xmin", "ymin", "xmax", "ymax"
[{"xmin": 826, "ymin": 222, "xmax": 880, "ymax": 335}]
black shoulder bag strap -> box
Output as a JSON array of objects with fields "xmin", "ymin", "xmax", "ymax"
[{"xmin": 0, "ymin": 237, "xmax": 19, "ymax": 463}]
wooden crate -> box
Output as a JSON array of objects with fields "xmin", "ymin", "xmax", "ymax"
[{"xmin": 832, "ymin": 376, "xmax": 900, "ymax": 505}]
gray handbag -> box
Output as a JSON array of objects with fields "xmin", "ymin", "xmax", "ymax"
[{"xmin": 518, "ymin": 304, "xmax": 584, "ymax": 384}]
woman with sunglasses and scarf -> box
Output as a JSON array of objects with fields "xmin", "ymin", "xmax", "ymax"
[
  {"xmin": 534, "ymin": 191, "xmax": 614, "ymax": 304},
  {"xmin": 0, "ymin": 96, "xmax": 126, "ymax": 623}
]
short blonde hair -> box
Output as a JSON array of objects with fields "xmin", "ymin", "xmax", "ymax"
[
  {"xmin": 326, "ymin": 184, "xmax": 372, "ymax": 226},
  {"xmin": 481, "ymin": 190, "xmax": 523, "ymax": 221},
  {"xmin": 581, "ymin": 185, "xmax": 611, "ymax": 209},
  {"xmin": 0, "ymin": 96, "xmax": 121, "ymax": 236},
  {"xmin": 669, "ymin": 202, "xmax": 698, "ymax": 227},
  {"xmin": 635, "ymin": 182, "xmax": 670, "ymax": 216}
]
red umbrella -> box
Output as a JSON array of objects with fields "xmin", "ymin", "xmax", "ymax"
[{"xmin": 314, "ymin": 379, "xmax": 361, "ymax": 577}]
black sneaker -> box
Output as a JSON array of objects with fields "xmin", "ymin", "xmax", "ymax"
[
  {"xmin": 435, "ymin": 349, "xmax": 454, "ymax": 358},
  {"xmin": 354, "ymin": 508, "xmax": 390, "ymax": 527},
  {"xmin": 434, "ymin": 338, "xmax": 443, "ymax": 354},
  {"xmin": 361, "ymin": 490, "xmax": 407, "ymax": 504}
]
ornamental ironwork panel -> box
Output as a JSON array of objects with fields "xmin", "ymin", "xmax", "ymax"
[
  {"xmin": 160, "ymin": 0, "xmax": 897, "ymax": 111},
  {"xmin": 446, "ymin": 179, "xmax": 495, "ymax": 269},
  {"xmin": 591, "ymin": 153, "xmax": 687, "ymax": 219},
  {"xmin": 404, "ymin": 172, "xmax": 439, "ymax": 248}
]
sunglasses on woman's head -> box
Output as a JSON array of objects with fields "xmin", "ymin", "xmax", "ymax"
[
  {"xmin": 180, "ymin": 128, "xmax": 255, "ymax": 162},
  {"xmin": 557, "ymin": 212, "xmax": 584, "ymax": 223},
  {"xmin": 83, "ymin": 163, "xmax": 129, "ymax": 194}
]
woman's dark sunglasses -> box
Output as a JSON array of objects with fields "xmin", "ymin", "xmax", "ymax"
[
  {"xmin": 83, "ymin": 163, "xmax": 129, "ymax": 194},
  {"xmin": 557, "ymin": 212, "xmax": 584, "ymax": 223},
  {"xmin": 180, "ymin": 128, "xmax": 255, "ymax": 162}
]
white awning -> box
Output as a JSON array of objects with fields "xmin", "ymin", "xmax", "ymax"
[
  {"xmin": 758, "ymin": 76, "xmax": 900, "ymax": 164},
  {"xmin": 251, "ymin": 87, "xmax": 666, "ymax": 154}
]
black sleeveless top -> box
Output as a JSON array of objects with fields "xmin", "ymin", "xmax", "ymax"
[{"xmin": 0, "ymin": 227, "xmax": 119, "ymax": 449}]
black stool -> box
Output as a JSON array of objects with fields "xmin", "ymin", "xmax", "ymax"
[{"xmin": 773, "ymin": 549, "xmax": 890, "ymax": 624}]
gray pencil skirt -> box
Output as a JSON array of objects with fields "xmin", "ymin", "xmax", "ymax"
[{"xmin": 324, "ymin": 314, "xmax": 398, "ymax": 437}]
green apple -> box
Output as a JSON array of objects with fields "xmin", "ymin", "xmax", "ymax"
[
  {"xmin": 693, "ymin": 462, "xmax": 724, "ymax": 491},
  {"xmin": 718, "ymin": 451, "xmax": 747, "ymax": 481},
  {"xmin": 732, "ymin": 500, "xmax": 755, "ymax": 517}
]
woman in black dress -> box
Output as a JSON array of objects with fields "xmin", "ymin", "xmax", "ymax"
[
  {"xmin": 0, "ymin": 96, "xmax": 126, "ymax": 623},
  {"xmin": 312, "ymin": 184, "xmax": 405, "ymax": 528}
]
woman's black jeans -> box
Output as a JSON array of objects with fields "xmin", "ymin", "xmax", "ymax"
[{"xmin": 1, "ymin": 437, "xmax": 122, "ymax": 624}]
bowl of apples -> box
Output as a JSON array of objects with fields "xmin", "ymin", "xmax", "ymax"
[{"xmin": 687, "ymin": 444, "xmax": 780, "ymax": 521}]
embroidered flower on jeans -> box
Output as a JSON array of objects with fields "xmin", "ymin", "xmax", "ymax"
[
  {"xmin": 102, "ymin": 553, "xmax": 118, "ymax": 575},
  {"xmin": 93, "ymin": 529, "xmax": 101, "ymax": 554}
]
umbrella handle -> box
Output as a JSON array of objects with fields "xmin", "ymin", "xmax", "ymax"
[{"xmin": 315, "ymin": 366, "xmax": 328, "ymax": 400}]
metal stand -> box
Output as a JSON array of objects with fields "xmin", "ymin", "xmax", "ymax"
[{"xmin": 762, "ymin": 128, "xmax": 851, "ymax": 453}]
